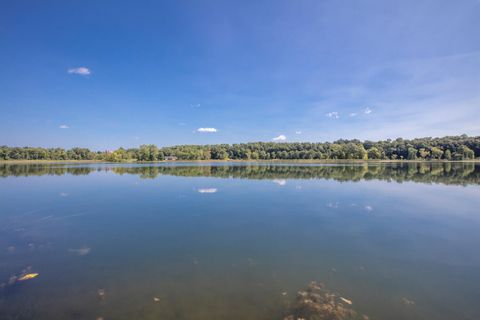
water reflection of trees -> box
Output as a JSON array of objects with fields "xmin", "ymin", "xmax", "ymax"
[
  {"xmin": 1, "ymin": 162, "xmax": 479, "ymax": 185},
  {"xmin": 0, "ymin": 164, "xmax": 95, "ymax": 177}
]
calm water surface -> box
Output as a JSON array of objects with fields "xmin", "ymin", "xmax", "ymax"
[{"xmin": 1, "ymin": 162, "xmax": 479, "ymax": 320}]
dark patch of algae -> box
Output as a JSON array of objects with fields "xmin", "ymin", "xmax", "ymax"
[{"xmin": 283, "ymin": 282, "xmax": 369, "ymax": 320}]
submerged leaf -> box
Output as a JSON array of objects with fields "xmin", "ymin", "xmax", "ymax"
[{"xmin": 17, "ymin": 273, "xmax": 39, "ymax": 281}]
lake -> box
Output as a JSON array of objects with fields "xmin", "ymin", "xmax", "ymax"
[{"xmin": 1, "ymin": 162, "xmax": 479, "ymax": 320}]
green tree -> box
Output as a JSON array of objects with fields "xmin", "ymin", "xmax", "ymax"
[
  {"xmin": 418, "ymin": 148, "xmax": 430, "ymax": 159},
  {"xmin": 367, "ymin": 147, "xmax": 382, "ymax": 160},
  {"xmin": 407, "ymin": 147, "xmax": 417, "ymax": 160},
  {"xmin": 430, "ymin": 147, "xmax": 443, "ymax": 159},
  {"xmin": 444, "ymin": 149, "xmax": 452, "ymax": 160},
  {"xmin": 456, "ymin": 146, "xmax": 474, "ymax": 160}
]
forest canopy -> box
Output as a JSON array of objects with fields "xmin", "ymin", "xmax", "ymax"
[{"xmin": 1, "ymin": 135, "xmax": 478, "ymax": 161}]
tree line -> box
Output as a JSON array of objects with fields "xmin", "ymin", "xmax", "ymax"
[{"xmin": 1, "ymin": 135, "xmax": 478, "ymax": 161}]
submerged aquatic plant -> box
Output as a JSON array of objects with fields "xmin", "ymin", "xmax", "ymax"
[
  {"xmin": 0, "ymin": 266, "xmax": 38, "ymax": 289},
  {"xmin": 283, "ymin": 281, "xmax": 368, "ymax": 320}
]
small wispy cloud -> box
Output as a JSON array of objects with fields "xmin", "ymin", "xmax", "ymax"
[
  {"xmin": 197, "ymin": 127, "xmax": 217, "ymax": 133},
  {"xmin": 191, "ymin": 103, "xmax": 201, "ymax": 108},
  {"xmin": 363, "ymin": 107, "xmax": 373, "ymax": 114},
  {"xmin": 295, "ymin": 130, "xmax": 302, "ymax": 134},
  {"xmin": 327, "ymin": 202, "xmax": 340, "ymax": 209},
  {"xmin": 348, "ymin": 108, "xmax": 370, "ymax": 117},
  {"xmin": 272, "ymin": 134, "xmax": 287, "ymax": 141},
  {"xmin": 67, "ymin": 67, "xmax": 91, "ymax": 76},
  {"xmin": 326, "ymin": 112, "xmax": 340, "ymax": 119},
  {"xmin": 59, "ymin": 124, "xmax": 69, "ymax": 129}
]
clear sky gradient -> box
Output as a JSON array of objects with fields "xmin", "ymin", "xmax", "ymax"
[{"xmin": 1, "ymin": 0, "xmax": 479, "ymax": 149}]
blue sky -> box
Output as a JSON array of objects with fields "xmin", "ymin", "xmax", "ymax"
[{"xmin": 1, "ymin": 0, "xmax": 479, "ymax": 149}]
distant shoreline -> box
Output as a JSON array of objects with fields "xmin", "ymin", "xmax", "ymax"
[
  {"xmin": 1, "ymin": 159, "xmax": 479, "ymax": 164},
  {"xmin": 2, "ymin": 136, "xmax": 478, "ymax": 162}
]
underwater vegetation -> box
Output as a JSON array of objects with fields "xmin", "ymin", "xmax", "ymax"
[
  {"xmin": 283, "ymin": 281, "xmax": 369, "ymax": 320},
  {"xmin": 0, "ymin": 266, "xmax": 38, "ymax": 290}
]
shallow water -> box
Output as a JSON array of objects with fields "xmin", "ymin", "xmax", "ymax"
[{"xmin": 1, "ymin": 162, "xmax": 479, "ymax": 320}]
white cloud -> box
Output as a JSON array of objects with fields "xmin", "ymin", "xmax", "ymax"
[
  {"xmin": 67, "ymin": 67, "xmax": 91, "ymax": 76},
  {"xmin": 363, "ymin": 107, "xmax": 373, "ymax": 114},
  {"xmin": 295, "ymin": 130, "xmax": 302, "ymax": 134},
  {"xmin": 59, "ymin": 124, "xmax": 69, "ymax": 129},
  {"xmin": 191, "ymin": 103, "xmax": 201, "ymax": 108},
  {"xmin": 349, "ymin": 113, "xmax": 358, "ymax": 117},
  {"xmin": 326, "ymin": 111, "xmax": 339, "ymax": 119},
  {"xmin": 197, "ymin": 127, "xmax": 217, "ymax": 133},
  {"xmin": 197, "ymin": 188, "xmax": 218, "ymax": 193},
  {"xmin": 272, "ymin": 134, "xmax": 287, "ymax": 141}
]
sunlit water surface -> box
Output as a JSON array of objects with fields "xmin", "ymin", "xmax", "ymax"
[{"xmin": 1, "ymin": 162, "xmax": 480, "ymax": 320}]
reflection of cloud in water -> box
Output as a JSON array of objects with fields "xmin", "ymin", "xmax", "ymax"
[
  {"xmin": 197, "ymin": 188, "xmax": 218, "ymax": 193},
  {"xmin": 353, "ymin": 182, "xmax": 480, "ymax": 217},
  {"xmin": 295, "ymin": 185, "xmax": 302, "ymax": 190},
  {"xmin": 68, "ymin": 246, "xmax": 91, "ymax": 256},
  {"xmin": 365, "ymin": 205, "xmax": 373, "ymax": 212},
  {"xmin": 327, "ymin": 202, "xmax": 339, "ymax": 209},
  {"xmin": 272, "ymin": 179, "xmax": 287, "ymax": 186},
  {"xmin": 53, "ymin": 211, "xmax": 91, "ymax": 220},
  {"xmin": 60, "ymin": 192, "xmax": 69, "ymax": 197}
]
